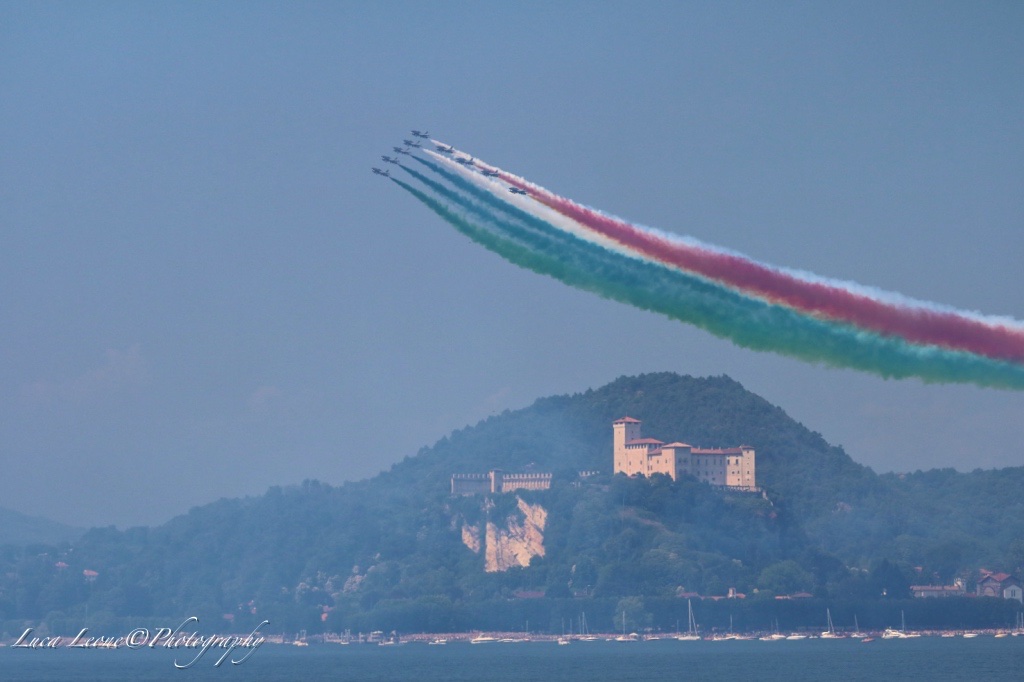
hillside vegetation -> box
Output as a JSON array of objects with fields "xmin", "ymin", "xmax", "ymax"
[{"xmin": 1, "ymin": 373, "xmax": 1021, "ymax": 636}]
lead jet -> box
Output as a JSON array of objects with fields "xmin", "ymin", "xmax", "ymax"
[
  {"xmin": 381, "ymin": 155, "xmax": 400, "ymax": 164},
  {"xmin": 372, "ymin": 168, "xmax": 391, "ymax": 177},
  {"xmin": 402, "ymin": 139, "xmax": 422, "ymax": 148},
  {"xmin": 481, "ymin": 169, "xmax": 500, "ymax": 177},
  {"xmin": 455, "ymin": 156, "xmax": 475, "ymax": 167},
  {"xmin": 411, "ymin": 130, "xmax": 430, "ymax": 139},
  {"xmin": 392, "ymin": 146, "xmax": 412, "ymax": 155},
  {"xmin": 508, "ymin": 187, "xmax": 528, "ymax": 195},
  {"xmin": 435, "ymin": 144, "xmax": 455, "ymax": 154}
]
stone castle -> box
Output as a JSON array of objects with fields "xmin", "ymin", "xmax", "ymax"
[{"xmin": 613, "ymin": 417, "xmax": 757, "ymax": 490}]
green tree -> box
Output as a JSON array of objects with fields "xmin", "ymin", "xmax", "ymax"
[
  {"xmin": 757, "ymin": 560, "xmax": 813, "ymax": 595},
  {"xmin": 613, "ymin": 596, "xmax": 651, "ymax": 633}
]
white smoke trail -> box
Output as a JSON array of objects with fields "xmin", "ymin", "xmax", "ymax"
[{"xmin": 435, "ymin": 142, "xmax": 1024, "ymax": 334}]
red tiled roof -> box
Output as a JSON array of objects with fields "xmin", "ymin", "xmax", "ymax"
[
  {"xmin": 663, "ymin": 442, "xmax": 692, "ymax": 448},
  {"xmin": 614, "ymin": 417, "xmax": 641, "ymax": 423},
  {"xmin": 692, "ymin": 447, "xmax": 744, "ymax": 455},
  {"xmin": 627, "ymin": 438, "xmax": 664, "ymax": 445}
]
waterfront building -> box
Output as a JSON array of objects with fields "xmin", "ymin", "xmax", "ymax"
[
  {"xmin": 910, "ymin": 583, "xmax": 966, "ymax": 598},
  {"xmin": 977, "ymin": 571, "xmax": 1022, "ymax": 603}
]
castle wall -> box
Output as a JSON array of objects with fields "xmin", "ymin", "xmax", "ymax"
[
  {"xmin": 451, "ymin": 471, "xmax": 552, "ymax": 495},
  {"xmin": 451, "ymin": 474, "xmax": 491, "ymax": 495},
  {"xmin": 500, "ymin": 472, "xmax": 552, "ymax": 493}
]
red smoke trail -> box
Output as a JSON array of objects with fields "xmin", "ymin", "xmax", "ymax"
[{"xmin": 490, "ymin": 171, "xmax": 1024, "ymax": 364}]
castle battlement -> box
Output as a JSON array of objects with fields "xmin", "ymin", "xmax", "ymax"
[
  {"xmin": 451, "ymin": 470, "xmax": 552, "ymax": 495},
  {"xmin": 613, "ymin": 417, "xmax": 756, "ymax": 490}
]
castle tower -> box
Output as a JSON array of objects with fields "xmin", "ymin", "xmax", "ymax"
[
  {"xmin": 613, "ymin": 417, "xmax": 642, "ymax": 475},
  {"xmin": 739, "ymin": 446, "xmax": 756, "ymax": 490}
]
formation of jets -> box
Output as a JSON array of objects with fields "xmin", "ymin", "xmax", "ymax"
[
  {"xmin": 372, "ymin": 131, "xmax": 528, "ymax": 199},
  {"xmin": 374, "ymin": 129, "xmax": 425, "ymax": 174}
]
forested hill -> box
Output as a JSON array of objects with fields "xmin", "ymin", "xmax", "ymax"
[
  {"xmin": 2, "ymin": 373, "xmax": 1021, "ymax": 636},
  {"xmin": 380, "ymin": 373, "xmax": 881, "ymax": 518}
]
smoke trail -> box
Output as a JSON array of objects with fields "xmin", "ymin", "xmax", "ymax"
[
  {"xmin": 445, "ymin": 146, "xmax": 1024, "ymax": 365},
  {"xmin": 392, "ymin": 156, "xmax": 1024, "ymax": 390}
]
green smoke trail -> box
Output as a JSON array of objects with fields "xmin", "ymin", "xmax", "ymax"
[
  {"xmin": 400, "ymin": 162, "xmax": 571, "ymax": 256},
  {"xmin": 394, "ymin": 167, "xmax": 1024, "ymax": 390}
]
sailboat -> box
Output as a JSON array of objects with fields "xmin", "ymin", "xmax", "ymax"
[
  {"xmin": 578, "ymin": 612, "xmax": 598, "ymax": 641},
  {"xmin": 760, "ymin": 619, "xmax": 786, "ymax": 641},
  {"xmin": 614, "ymin": 611, "xmax": 637, "ymax": 641},
  {"xmin": 676, "ymin": 599, "xmax": 701, "ymax": 641},
  {"xmin": 882, "ymin": 611, "xmax": 917, "ymax": 639},
  {"xmin": 711, "ymin": 614, "xmax": 741, "ymax": 641},
  {"xmin": 849, "ymin": 615, "xmax": 866, "ymax": 639},
  {"xmin": 820, "ymin": 608, "xmax": 843, "ymax": 639},
  {"xmin": 1012, "ymin": 612, "xmax": 1024, "ymax": 636}
]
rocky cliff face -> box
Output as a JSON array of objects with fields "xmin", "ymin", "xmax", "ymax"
[
  {"xmin": 461, "ymin": 523, "xmax": 482, "ymax": 554},
  {"xmin": 460, "ymin": 497, "xmax": 546, "ymax": 572}
]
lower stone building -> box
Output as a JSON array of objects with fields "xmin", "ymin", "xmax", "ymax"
[{"xmin": 451, "ymin": 470, "xmax": 552, "ymax": 495}]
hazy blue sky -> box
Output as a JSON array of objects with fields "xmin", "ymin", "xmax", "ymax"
[{"xmin": 2, "ymin": 2, "xmax": 1022, "ymax": 527}]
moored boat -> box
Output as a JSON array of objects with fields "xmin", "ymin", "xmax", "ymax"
[
  {"xmin": 820, "ymin": 608, "xmax": 843, "ymax": 639},
  {"xmin": 676, "ymin": 600, "xmax": 702, "ymax": 641}
]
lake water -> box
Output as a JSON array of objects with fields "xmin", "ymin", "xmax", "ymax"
[{"xmin": 2, "ymin": 637, "xmax": 1022, "ymax": 681}]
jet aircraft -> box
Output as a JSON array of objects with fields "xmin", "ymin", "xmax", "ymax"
[
  {"xmin": 481, "ymin": 169, "xmax": 500, "ymax": 177},
  {"xmin": 455, "ymin": 156, "xmax": 475, "ymax": 167},
  {"xmin": 372, "ymin": 168, "xmax": 391, "ymax": 177},
  {"xmin": 402, "ymin": 139, "xmax": 422, "ymax": 148},
  {"xmin": 411, "ymin": 130, "xmax": 430, "ymax": 138},
  {"xmin": 381, "ymin": 155, "xmax": 400, "ymax": 164},
  {"xmin": 435, "ymin": 144, "xmax": 455, "ymax": 154},
  {"xmin": 508, "ymin": 187, "xmax": 528, "ymax": 195},
  {"xmin": 393, "ymin": 146, "xmax": 411, "ymax": 155}
]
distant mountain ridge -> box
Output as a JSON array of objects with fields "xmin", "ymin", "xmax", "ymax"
[
  {"xmin": 0, "ymin": 506, "xmax": 83, "ymax": 546},
  {"xmin": 0, "ymin": 372, "xmax": 1020, "ymax": 636}
]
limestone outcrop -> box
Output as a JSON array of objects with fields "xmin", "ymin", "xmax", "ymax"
[{"xmin": 459, "ymin": 497, "xmax": 546, "ymax": 572}]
